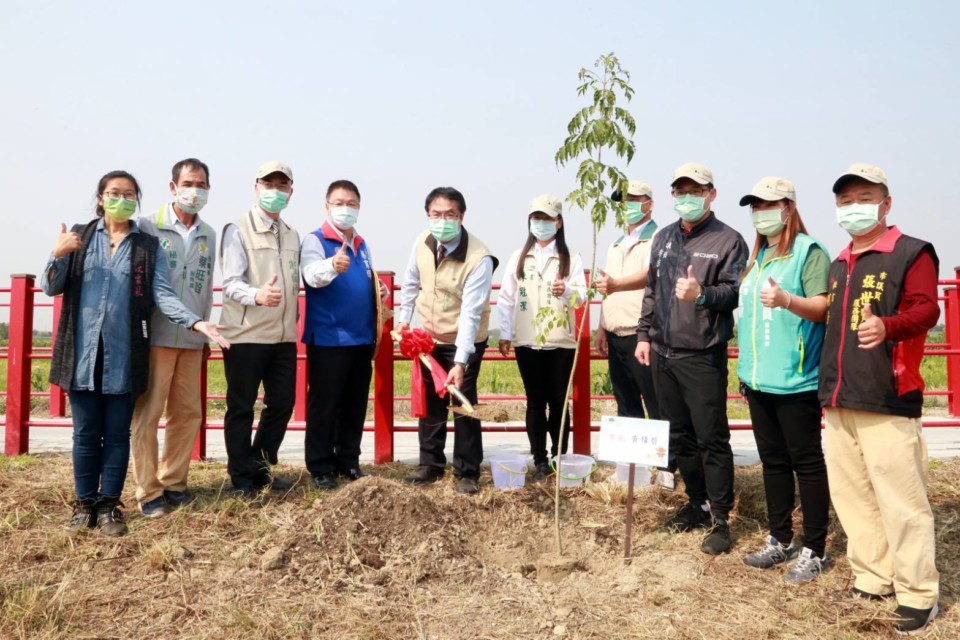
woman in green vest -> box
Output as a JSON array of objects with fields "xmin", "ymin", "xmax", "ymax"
[
  {"xmin": 497, "ymin": 195, "xmax": 585, "ymax": 482},
  {"xmin": 736, "ymin": 177, "xmax": 831, "ymax": 582}
]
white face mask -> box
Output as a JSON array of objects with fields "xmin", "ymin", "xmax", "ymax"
[
  {"xmin": 174, "ymin": 186, "xmax": 209, "ymax": 215},
  {"xmin": 330, "ymin": 206, "xmax": 359, "ymax": 230}
]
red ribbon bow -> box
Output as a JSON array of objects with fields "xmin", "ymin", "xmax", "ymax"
[{"xmin": 398, "ymin": 328, "xmax": 449, "ymax": 417}]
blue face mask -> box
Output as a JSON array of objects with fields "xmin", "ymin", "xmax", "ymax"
[
  {"xmin": 330, "ymin": 206, "xmax": 359, "ymax": 230},
  {"xmin": 529, "ymin": 219, "xmax": 557, "ymax": 241},
  {"xmin": 674, "ymin": 195, "xmax": 706, "ymax": 222}
]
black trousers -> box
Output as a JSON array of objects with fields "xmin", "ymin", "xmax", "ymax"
[
  {"xmin": 418, "ymin": 343, "xmax": 486, "ymax": 479},
  {"xmin": 514, "ymin": 346, "xmax": 574, "ymax": 465},
  {"xmin": 744, "ymin": 387, "xmax": 830, "ymax": 556},
  {"xmin": 305, "ymin": 344, "xmax": 374, "ymax": 476},
  {"xmin": 652, "ymin": 347, "xmax": 734, "ymax": 519},
  {"xmin": 222, "ymin": 342, "xmax": 297, "ymax": 488},
  {"xmin": 607, "ymin": 333, "xmax": 660, "ymax": 420}
]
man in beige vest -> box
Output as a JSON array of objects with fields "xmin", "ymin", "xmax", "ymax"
[
  {"xmin": 219, "ymin": 161, "xmax": 300, "ymax": 498},
  {"xmin": 395, "ymin": 186, "xmax": 498, "ymax": 494}
]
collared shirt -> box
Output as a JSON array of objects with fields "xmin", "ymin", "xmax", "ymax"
[
  {"xmin": 164, "ymin": 201, "xmax": 201, "ymax": 252},
  {"xmin": 40, "ymin": 218, "xmax": 201, "ymax": 394},
  {"xmin": 301, "ymin": 219, "xmax": 354, "ymax": 288},
  {"xmin": 221, "ymin": 206, "xmax": 298, "ymax": 306},
  {"xmin": 620, "ymin": 218, "xmax": 653, "ymax": 252},
  {"xmin": 498, "ymin": 240, "xmax": 586, "ymax": 341},
  {"xmin": 396, "ymin": 229, "xmax": 495, "ymax": 365}
]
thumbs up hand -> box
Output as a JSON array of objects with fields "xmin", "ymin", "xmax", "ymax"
[
  {"xmin": 53, "ymin": 223, "xmax": 82, "ymax": 258},
  {"xmin": 594, "ymin": 267, "xmax": 616, "ymax": 295},
  {"xmin": 760, "ymin": 276, "xmax": 785, "ymax": 309},
  {"xmin": 857, "ymin": 302, "xmax": 886, "ymax": 349},
  {"xmin": 333, "ymin": 240, "xmax": 351, "ymax": 274},
  {"xmin": 551, "ymin": 271, "xmax": 566, "ymax": 297},
  {"xmin": 255, "ymin": 274, "xmax": 283, "ymax": 307},
  {"xmin": 675, "ymin": 264, "xmax": 702, "ymax": 302}
]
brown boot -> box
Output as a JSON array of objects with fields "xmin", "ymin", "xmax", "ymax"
[{"xmin": 95, "ymin": 498, "xmax": 128, "ymax": 537}]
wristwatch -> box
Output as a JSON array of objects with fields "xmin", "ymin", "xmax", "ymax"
[
  {"xmin": 455, "ymin": 361, "xmax": 469, "ymax": 373},
  {"xmin": 695, "ymin": 292, "xmax": 707, "ymax": 307}
]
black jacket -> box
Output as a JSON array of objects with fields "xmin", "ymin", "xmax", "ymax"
[{"xmin": 637, "ymin": 212, "xmax": 748, "ymax": 357}]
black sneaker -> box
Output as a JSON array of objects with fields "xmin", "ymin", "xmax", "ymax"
[
  {"xmin": 404, "ymin": 466, "xmax": 444, "ymax": 485},
  {"xmin": 851, "ymin": 587, "xmax": 894, "ymax": 601},
  {"xmin": 455, "ymin": 477, "xmax": 479, "ymax": 495},
  {"xmin": 312, "ymin": 473, "xmax": 337, "ymax": 490},
  {"xmin": 337, "ymin": 468, "xmax": 367, "ymax": 481},
  {"xmin": 95, "ymin": 498, "xmax": 127, "ymax": 537},
  {"xmin": 662, "ymin": 502, "xmax": 711, "ymax": 532},
  {"xmin": 266, "ymin": 475, "xmax": 294, "ymax": 492},
  {"xmin": 139, "ymin": 496, "xmax": 168, "ymax": 518},
  {"xmin": 69, "ymin": 499, "xmax": 97, "ymax": 532},
  {"xmin": 230, "ymin": 485, "xmax": 261, "ymax": 500},
  {"xmin": 531, "ymin": 462, "xmax": 551, "ymax": 483},
  {"xmin": 894, "ymin": 603, "xmax": 938, "ymax": 635},
  {"xmin": 163, "ymin": 490, "xmax": 194, "ymax": 508},
  {"xmin": 701, "ymin": 522, "xmax": 732, "ymax": 555}
]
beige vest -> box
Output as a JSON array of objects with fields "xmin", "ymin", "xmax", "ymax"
[
  {"xmin": 600, "ymin": 228, "xmax": 657, "ymax": 336},
  {"xmin": 219, "ymin": 209, "xmax": 300, "ymax": 344},
  {"xmin": 414, "ymin": 229, "xmax": 495, "ymax": 344},
  {"xmin": 511, "ymin": 252, "xmax": 578, "ymax": 348}
]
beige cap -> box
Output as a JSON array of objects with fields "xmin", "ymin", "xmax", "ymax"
[
  {"xmin": 611, "ymin": 179, "xmax": 653, "ymax": 201},
  {"xmin": 832, "ymin": 163, "xmax": 887, "ymax": 194},
  {"xmin": 739, "ymin": 177, "xmax": 796, "ymax": 207},
  {"xmin": 529, "ymin": 194, "xmax": 562, "ymax": 217},
  {"xmin": 671, "ymin": 162, "xmax": 714, "ymax": 186},
  {"xmin": 256, "ymin": 160, "xmax": 294, "ymax": 181}
]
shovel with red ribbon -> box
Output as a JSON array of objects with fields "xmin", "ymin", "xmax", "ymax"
[{"xmin": 391, "ymin": 328, "xmax": 474, "ymax": 417}]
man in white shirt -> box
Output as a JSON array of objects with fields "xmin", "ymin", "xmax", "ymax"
[
  {"xmin": 218, "ymin": 161, "xmax": 300, "ymax": 498},
  {"xmin": 395, "ymin": 187, "xmax": 498, "ymax": 494}
]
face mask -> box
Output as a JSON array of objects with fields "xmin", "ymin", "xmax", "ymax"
[
  {"xmin": 625, "ymin": 202, "xmax": 647, "ymax": 225},
  {"xmin": 529, "ymin": 219, "xmax": 557, "ymax": 241},
  {"xmin": 259, "ymin": 189, "xmax": 289, "ymax": 214},
  {"xmin": 429, "ymin": 219, "xmax": 460, "ymax": 243},
  {"xmin": 674, "ymin": 194, "xmax": 706, "ymax": 222},
  {"xmin": 330, "ymin": 206, "xmax": 359, "ymax": 230},
  {"xmin": 175, "ymin": 187, "xmax": 209, "ymax": 215},
  {"xmin": 102, "ymin": 197, "xmax": 137, "ymax": 222},
  {"xmin": 837, "ymin": 202, "xmax": 881, "ymax": 236},
  {"xmin": 752, "ymin": 208, "xmax": 785, "ymax": 236}
]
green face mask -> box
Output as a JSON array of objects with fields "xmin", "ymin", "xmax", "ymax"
[
  {"xmin": 674, "ymin": 195, "xmax": 706, "ymax": 222},
  {"xmin": 102, "ymin": 197, "xmax": 137, "ymax": 222},
  {"xmin": 752, "ymin": 209, "xmax": 785, "ymax": 236},
  {"xmin": 258, "ymin": 189, "xmax": 289, "ymax": 214},
  {"xmin": 429, "ymin": 219, "xmax": 460, "ymax": 243},
  {"xmin": 625, "ymin": 201, "xmax": 646, "ymax": 225}
]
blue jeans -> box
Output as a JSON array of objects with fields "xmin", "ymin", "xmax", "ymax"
[{"xmin": 69, "ymin": 390, "xmax": 135, "ymax": 500}]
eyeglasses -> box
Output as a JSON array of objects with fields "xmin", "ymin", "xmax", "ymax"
[
  {"xmin": 103, "ymin": 191, "xmax": 137, "ymax": 199},
  {"xmin": 328, "ymin": 199, "xmax": 360, "ymax": 209},
  {"xmin": 427, "ymin": 212, "xmax": 461, "ymax": 221},
  {"xmin": 257, "ymin": 179, "xmax": 293, "ymax": 192},
  {"xmin": 672, "ymin": 187, "xmax": 711, "ymax": 197}
]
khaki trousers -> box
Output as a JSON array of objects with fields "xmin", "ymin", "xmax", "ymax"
[
  {"xmin": 130, "ymin": 347, "xmax": 203, "ymax": 503},
  {"xmin": 824, "ymin": 407, "xmax": 939, "ymax": 609}
]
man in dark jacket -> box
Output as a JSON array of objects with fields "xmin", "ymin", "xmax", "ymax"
[
  {"xmin": 819, "ymin": 163, "xmax": 940, "ymax": 636},
  {"xmin": 635, "ymin": 162, "xmax": 748, "ymax": 555}
]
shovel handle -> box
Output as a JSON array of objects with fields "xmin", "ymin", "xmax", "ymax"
[{"xmin": 446, "ymin": 384, "xmax": 474, "ymax": 413}]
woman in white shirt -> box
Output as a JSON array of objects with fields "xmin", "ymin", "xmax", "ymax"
[{"xmin": 498, "ymin": 195, "xmax": 586, "ymax": 482}]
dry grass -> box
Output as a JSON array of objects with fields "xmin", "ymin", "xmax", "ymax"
[{"xmin": 0, "ymin": 454, "xmax": 958, "ymax": 639}]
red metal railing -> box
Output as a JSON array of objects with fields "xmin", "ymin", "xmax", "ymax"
[{"xmin": 3, "ymin": 269, "xmax": 960, "ymax": 461}]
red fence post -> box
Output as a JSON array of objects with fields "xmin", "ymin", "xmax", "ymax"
[
  {"xmin": 946, "ymin": 267, "xmax": 960, "ymax": 417},
  {"xmin": 294, "ymin": 294, "xmax": 308, "ymax": 422},
  {"xmin": 374, "ymin": 272, "xmax": 395, "ymax": 464},
  {"xmin": 48, "ymin": 295, "xmax": 66, "ymax": 417},
  {"xmin": 5, "ymin": 275, "xmax": 35, "ymax": 456},
  {"xmin": 571, "ymin": 270, "xmax": 592, "ymax": 455},
  {"xmin": 192, "ymin": 350, "xmax": 209, "ymax": 461}
]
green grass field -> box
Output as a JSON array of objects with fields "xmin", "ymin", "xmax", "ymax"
[{"xmin": 0, "ymin": 330, "xmax": 952, "ymax": 421}]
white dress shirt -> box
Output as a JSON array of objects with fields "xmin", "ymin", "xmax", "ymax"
[
  {"xmin": 221, "ymin": 206, "xmax": 299, "ymax": 306},
  {"xmin": 396, "ymin": 230, "xmax": 495, "ymax": 365}
]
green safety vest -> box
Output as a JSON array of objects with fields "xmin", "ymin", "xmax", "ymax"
[{"xmin": 736, "ymin": 233, "xmax": 827, "ymax": 394}]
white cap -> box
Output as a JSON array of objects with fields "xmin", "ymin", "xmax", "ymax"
[
  {"xmin": 832, "ymin": 163, "xmax": 887, "ymax": 194},
  {"xmin": 739, "ymin": 177, "xmax": 796, "ymax": 206},
  {"xmin": 256, "ymin": 160, "xmax": 294, "ymax": 181},
  {"xmin": 529, "ymin": 194, "xmax": 562, "ymax": 217}
]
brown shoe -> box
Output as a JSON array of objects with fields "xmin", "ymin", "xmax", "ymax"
[
  {"xmin": 404, "ymin": 466, "xmax": 444, "ymax": 485},
  {"xmin": 95, "ymin": 498, "xmax": 128, "ymax": 537}
]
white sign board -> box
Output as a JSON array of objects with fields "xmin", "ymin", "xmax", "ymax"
[{"xmin": 597, "ymin": 415, "xmax": 670, "ymax": 467}]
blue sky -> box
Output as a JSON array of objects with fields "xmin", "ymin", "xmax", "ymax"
[{"xmin": 2, "ymin": 0, "xmax": 958, "ymax": 329}]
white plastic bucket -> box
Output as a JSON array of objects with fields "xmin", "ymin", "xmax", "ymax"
[
  {"xmin": 489, "ymin": 454, "xmax": 528, "ymax": 490},
  {"xmin": 615, "ymin": 463, "xmax": 653, "ymax": 489},
  {"xmin": 551, "ymin": 454, "xmax": 596, "ymax": 487}
]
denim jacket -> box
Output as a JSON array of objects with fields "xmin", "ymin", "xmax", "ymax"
[{"xmin": 42, "ymin": 218, "xmax": 201, "ymax": 394}]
